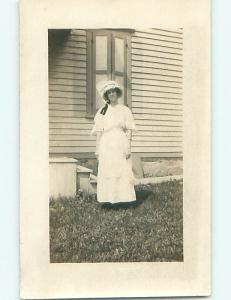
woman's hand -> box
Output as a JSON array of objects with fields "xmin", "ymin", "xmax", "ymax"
[
  {"xmin": 95, "ymin": 152, "xmax": 99, "ymax": 160},
  {"xmin": 125, "ymin": 147, "xmax": 131, "ymax": 159},
  {"xmin": 126, "ymin": 132, "xmax": 132, "ymax": 159},
  {"xmin": 126, "ymin": 153, "xmax": 131, "ymax": 160},
  {"xmin": 95, "ymin": 132, "xmax": 102, "ymax": 161}
]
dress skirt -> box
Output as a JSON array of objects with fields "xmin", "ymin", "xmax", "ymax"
[{"xmin": 97, "ymin": 127, "xmax": 136, "ymax": 203}]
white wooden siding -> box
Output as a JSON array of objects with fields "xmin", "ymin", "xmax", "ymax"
[
  {"xmin": 131, "ymin": 29, "xmax": 183, "ymax": 154},
  {"xmin": 49, "ymin": 29, "xmax": 96, "ymax": 154},
  {"xmin": 49, "ymin": 28, "xmax": 183, "ymax": 156}
]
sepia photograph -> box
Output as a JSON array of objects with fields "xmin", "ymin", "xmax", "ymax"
[
  {"xmin": 20, "ymin": 0, "xmax": 211, "ymax": 298},
  {"xmin": 48, "ymin": 28, "xmax": 183, "ymax": 263}
]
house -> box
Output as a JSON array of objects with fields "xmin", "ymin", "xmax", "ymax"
[{"xmin": 48, "ymin": 28, "xmax": 183, "ymax": 181}]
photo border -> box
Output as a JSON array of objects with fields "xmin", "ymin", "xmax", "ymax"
[{"xmin": 20, "ymin": 0, "xmax": 211, "ymax": 298}]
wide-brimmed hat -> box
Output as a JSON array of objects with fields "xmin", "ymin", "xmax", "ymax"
[{"xmin": 99, "ymin": 80, "xmax": 123, "ymax": 100}]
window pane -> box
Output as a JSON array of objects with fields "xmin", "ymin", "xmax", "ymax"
[
  {"xmin": 96, "ymin": 74, "xmax": 108, "ymax": 110},
  {"xmin": 96, "ymin": 36, "xmax": 108, "ymax": 71},
  {"xmin": 115, "ymin": 38, "xmax": 124, "ymax": 72},
  {"xmin": 115, "ymin": 75, "xmax": 124, "ymax": 104}
]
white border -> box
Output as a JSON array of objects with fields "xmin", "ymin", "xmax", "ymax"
[{"xmin": 20, "ymin": 0, "xmax": 211, "ymax": 298}]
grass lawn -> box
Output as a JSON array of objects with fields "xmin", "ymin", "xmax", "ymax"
[{"xmin": 50, "ymin": 179, "xmax": 183, "ymax": 263}]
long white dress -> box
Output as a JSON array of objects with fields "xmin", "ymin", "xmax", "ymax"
[{"xmin": 91, "ymin": 103, "xmax": 137, "ymax": 203}]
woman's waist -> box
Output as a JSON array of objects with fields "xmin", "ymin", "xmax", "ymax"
[
  {"xmin": 100, "ymin": 127, "xmax": 128, "ymax": 145},
  {"xmin": 102, "ymin": 126, "xmax": 126, "ymax": 135}
]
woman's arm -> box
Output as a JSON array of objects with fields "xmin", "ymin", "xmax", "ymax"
[
  {"xmin": 126, "ymin": 129, "xmax": 132, "ymax": 159},
  {"xmin": 95, "ymin": 131, "xmax": 102, "ymax": 159}
]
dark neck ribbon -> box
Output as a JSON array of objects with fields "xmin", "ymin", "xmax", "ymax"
[{"xmin": 100, "ymin": 101, "xmax": 110, "ymax": 115}]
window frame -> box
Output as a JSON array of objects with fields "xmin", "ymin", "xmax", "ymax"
[{"xmin": 86, "ymin": 29, "xmax": 132, "ymax": 118}]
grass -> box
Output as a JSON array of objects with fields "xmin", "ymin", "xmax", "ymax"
[
  {"xmin": 142, "ymin": 159, "xmax": 183, "ymax": 178},
  {"xmin": 49, "ymin": 179, "xmax": 183, "ymax": 263}
]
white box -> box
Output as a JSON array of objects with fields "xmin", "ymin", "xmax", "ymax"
[{"xmin": 49, "ymin": 157, "xmax": 78, "ymax": 198}]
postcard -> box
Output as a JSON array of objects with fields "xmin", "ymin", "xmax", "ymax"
[{"xmin": 20, "ymin": 0, "xmax": 211, "ymax": 298}]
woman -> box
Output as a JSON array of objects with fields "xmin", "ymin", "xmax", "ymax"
[{"xmin": 91, "ymin": 81, "xmax": 137, "ymax": 208}]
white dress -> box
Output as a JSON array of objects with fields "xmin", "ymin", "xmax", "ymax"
[{"xmin": 91, "ymin": 104, "xmax": 137, "ymax": 203}]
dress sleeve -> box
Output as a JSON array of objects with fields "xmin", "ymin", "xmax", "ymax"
[
  {"xmin": 125, "ymin": 107, "xmax": 137, "ymax": 131},
  {"xmin": 90, "ymin": 108, "xmax": 104, "ymax": 135}
]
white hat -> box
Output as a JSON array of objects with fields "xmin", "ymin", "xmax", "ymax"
[{"xmin": 99, "ymin": 80, "xmax": 123, "ymax": 100}]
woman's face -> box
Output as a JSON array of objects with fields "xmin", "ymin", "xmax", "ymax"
[{"xmin": 107, "ymin": 88, "xmax": 118, "ymax": 104}]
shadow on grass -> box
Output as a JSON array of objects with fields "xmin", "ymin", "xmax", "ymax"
[
  {"xmin": 100, "ymin": 187, "xmax": 153, "ymax": 210},
  {"xmin": 50, "ymin": 179, "xmax": 183, "ymax": 263}
]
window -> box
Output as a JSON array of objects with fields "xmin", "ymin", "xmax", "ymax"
[{"xmin": 86, "ymin": 29, "xmax": 132, "ymax": 117}]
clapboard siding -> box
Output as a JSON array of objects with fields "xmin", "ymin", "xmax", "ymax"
[
  {"xmin": 49, "ymin": 85, "xmax": 86, "ymax": 93},
  {"xmin": 49, "ymin": 60, "xmax": 86, "ymax": 68},
  {"xmin": 49, "ymin": 99, "xmax": 87, "ymax": 105},
  {"xmin": 50, "ymin": 134, "xmax": 181, "ymax": 142},
  {"xmin": 49, "ymin": 72, "xmax": 86, "ymax": 80},
  {"xmin": 49, "ymin": 78, "xmax": 87, "ymax": 86},
  {"xmin": 132, "ymin": 96, "xmax": 182, "ymax": 104},
  {"xmin": 132, "ymin": 43, "xmax": 182, "ymax": 55},
  {"xmin": 132, "ymin": 60, "xmax": 182, "ymax": 72},
  {"xmin": 132, "ymin": 55, "xmax": 183, "ymax": 68},
  {"xmin": 132, "ymin": 66, "xmax": 182, "ymax": 78},
  {"xmin": 50, "ymin": 146, "xmax": 181, "ymax": 154},
  {"xmin": 132, "ymin": 90, "xmax": 181, "ymax": 99},
  {"xmin": 131, "ymin": 28, "xmax": 183, "ymax": 154},
  {"xmin": 49, "ymin": 116, "xmax": 182, "ymax": 126},
  {"xmin": 132, "ymin": 72, "xmax": 182, "ymax": 83},
  {"xmin": 132, "ymin": 78, "xmax": 182, "ymax": 88},
  {"xmin": 49, "ymin": 104, "xmax": 86, "ymax": 111},
  {"xmin": 49, "ymin": 66, "xmax": 87, "ymax": 74},
  {"xmin": 49, "ymin": 122, "xmax": 182, "ymax": 132},
  {"xmin": 50, "ymin": 122, "xmax": 93, "ymax": 130},
  {"xmin": 132, "ymin": 48, "xmax": 182, "ymax": 61},
  {"xmin": 49, "ymin": 91, "xmax": 86, "ymax": 98},
  {"xmin": 49, "ymin": 111, "xmax": 88, "ymax": 118},
  {"xmin": 132, "ymin": 37, "xmax": 182, "ymax": 50},
  {"xmin": 49, "ymin": 128, "xmax": 182, "ymax": 137},
  {"xmin": 51, "ymin": 140, "xmax": 182, "ymax": 147},
  {"xmin": 50, "ymin": 117, "xmax": 93, "ymax": 124},
  {"xmin": 49, "ymin": 28, "xmax": 183, "ymax": 156},
  {"xmin": 132, "ymin": 102, "xmax": 182, "ymax": 110},
  {"xmin": 49, "ymin": 29, "xmax": 94, "ymax": 154},
  {"xmin": 132, "ymin": 84, "xmax": 182, "ymax": 94}
]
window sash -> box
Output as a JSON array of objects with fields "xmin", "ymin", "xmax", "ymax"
[
  {"xmin": 112, "ymin": 31, "xmax": 130, "ymax": 106},
  {"xmin": 86, "ymin": 29, "xmax": 132, "ymax": 117}
]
